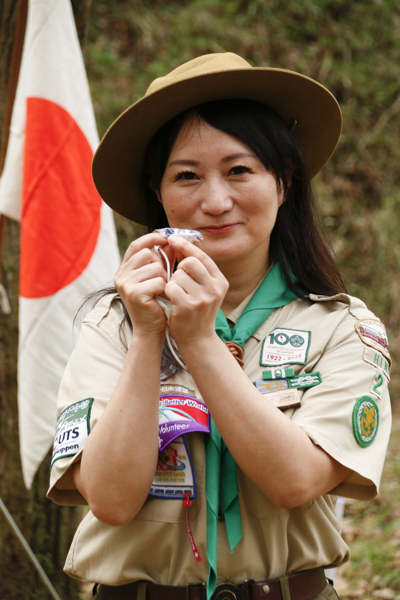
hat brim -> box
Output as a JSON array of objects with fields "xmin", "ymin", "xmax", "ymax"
[{"xmin": 92, "ymin": 67, "xmax": 342, "ymax": 224}]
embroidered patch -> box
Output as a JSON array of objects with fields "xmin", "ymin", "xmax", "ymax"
[
  {"xmin": 51, "ymin": 398, "xmax": 93, "ymax": 467},
  {"xmin": 254, "ymin": 379, "xmax": 289, "ymax": 394},
  {"xmin": 355, "ymin": 319, "xmax": 391, "ymax": 365},
  {"xmin": 160, "ymin": 384, "xmax": 196, "ymax": 397},
  {"xmin": 149, "ymin": 437, "xmax": 196, "ymax": 500},
  {"xmin": 363, "ymin": 347, "xmax": 390, "ymax": 381},
  {"xmin": 260, "ymin": 328, "xmax": 311, "ymax": 366},
  {"xmin": 158, "ymin": 395, "xmax": 210, "ymax": 451},
  {"xmin": 262, "ymin": 368, "xmax": 295, "ymax": 380},
  {"xmin": 370, "ymin": 372, "xmax": 385, "ymax": 400},
  {"xmin": 266, "ymin": 388, "xmax": 301, "ymax": 410},
  {"xmin": 353, "ymin": 396, "xmax": 379, "ymax": 447},
  {"xmin": 288, "ymin": 372, "xmax": 322, "ymax": 389}
]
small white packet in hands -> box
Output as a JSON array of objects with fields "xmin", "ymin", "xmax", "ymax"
[
  {"xmin": 154, "ymin": 228, "xmax": 204, "ymax": 242},
  {"xmin": 153, "ymin": 229, "xmax": 203, "ymax": 369}
]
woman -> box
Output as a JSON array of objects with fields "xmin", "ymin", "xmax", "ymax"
[{"xmin": 48, "ymin": 53, "xmax": 391, "ymax": 600}]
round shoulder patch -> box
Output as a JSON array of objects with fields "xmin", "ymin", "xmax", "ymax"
[{"xmin": 353, "ymin": 395, "xmax": 379, "ymax": 447}]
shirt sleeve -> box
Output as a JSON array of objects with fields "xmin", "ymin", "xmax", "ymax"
[
  {"xmin": 47, "ymin": 295, "xmax": 128, "ymax": 506},
  {"xmin": 291, "ymin": 301, "xmax": 391, "ymax": 500}
]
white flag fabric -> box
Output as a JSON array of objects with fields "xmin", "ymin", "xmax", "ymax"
[{"xmin": 0, "ymin": 0, "xmax": 121, "ymax": 488}]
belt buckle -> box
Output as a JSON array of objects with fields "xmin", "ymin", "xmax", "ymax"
[{"xmin": 211, "ymin": 583, "xmax": 243, "ymax": 600}]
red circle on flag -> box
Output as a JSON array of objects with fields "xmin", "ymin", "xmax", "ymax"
[{"xmin": 20, "ymin": 98, "xmax": 102, "ymax": 298}]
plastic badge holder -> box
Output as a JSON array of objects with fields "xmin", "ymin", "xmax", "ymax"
[{"xmin": 153, "ymin": 229, "xmax": 203, "ymax": 369}]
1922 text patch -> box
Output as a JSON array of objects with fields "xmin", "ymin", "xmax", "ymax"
[{"xmin": 260, "ymin": 328, "xmax": 311, "ymax": 366}]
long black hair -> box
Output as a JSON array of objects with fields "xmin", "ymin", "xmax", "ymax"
[{"xmin": 141, "ymin": 99, "xmax": 346, "ymax": 297}]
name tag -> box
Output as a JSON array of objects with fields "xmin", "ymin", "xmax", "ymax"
[{"xmin": 266, "ymin": 389, "xmax": 301, "ymax": 410}]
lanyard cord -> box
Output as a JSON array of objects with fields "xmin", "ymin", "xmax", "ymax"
[{"xmin": 154, "ymin": 245, "xmax": 186, "ymax": 370}]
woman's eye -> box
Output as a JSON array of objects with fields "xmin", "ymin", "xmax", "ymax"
[
  {"xmin": 176, "ymin": 171, "xmax": 197, "ymax": 181},
  {"xmin": 230, "ymin": 165, "xmax": 250, "ymax": 175}
]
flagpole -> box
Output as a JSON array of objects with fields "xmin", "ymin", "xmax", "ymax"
[
  {"xmin": 0, "ymin": 0, "xmax": 28, "ymax": 173},
  {"xmin": 0, "ymin": 498, "xmax": 63, "ymax": 600},
  {"xmin": 0, "ymin": 0, "xmax": 28, "ymax": 310}
]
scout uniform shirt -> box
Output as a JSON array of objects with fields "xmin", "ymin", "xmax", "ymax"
[{"xmin": 47, "ymin": 290, "xmax": 391, "ymax": 587}]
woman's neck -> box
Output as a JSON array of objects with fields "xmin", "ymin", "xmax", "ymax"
[{"xmin": 220, "ymin": 260, "xmax": 271, "ymax": 315}]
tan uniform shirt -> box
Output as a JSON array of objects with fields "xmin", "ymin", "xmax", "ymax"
[{"xmin": 48, "ymin": 291, "xmax": 391, "ymax": 586}]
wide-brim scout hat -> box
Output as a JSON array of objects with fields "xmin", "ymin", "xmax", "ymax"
[{"xmin": 92, "ymin": 52, "xmax": 342, "ymax": 225}]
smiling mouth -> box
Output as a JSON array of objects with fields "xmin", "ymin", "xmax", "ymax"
[{"xmin": 199, "ymin": 224, "xmax": 238, "ymax": 235}]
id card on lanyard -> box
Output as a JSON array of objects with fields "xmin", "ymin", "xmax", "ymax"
[{"xmin": 149, "ymin": 436, "xmax": 202, "ymax": 563}]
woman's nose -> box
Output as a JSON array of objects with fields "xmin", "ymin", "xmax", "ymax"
[{"xmin": 200, "ymin": 180, "xmax": 233, "ymax": 214}]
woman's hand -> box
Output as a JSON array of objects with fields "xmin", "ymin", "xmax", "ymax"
[
  {"xmin": 114, "ymin": 232, "xmax": 175, "ymax": 338},
  {"xmin": 165, "ymin": 235, "xmax": 229, "ymax": 346}
]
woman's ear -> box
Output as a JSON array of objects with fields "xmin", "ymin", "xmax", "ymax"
[
  {"xmin": 277, "ymin": 180, "xmax": 286, "ymax": 207},
  {"xmin": 279, "ymin": 171, "xmax": 292, "ymax": 206},
  {"xmin": 148, "ymin": 180, "xmax": 162, "ymax": 203}
]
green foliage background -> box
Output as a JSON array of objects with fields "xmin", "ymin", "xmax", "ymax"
[{"xmin": 85, "ymin": 0, "xmax": 400, "ymax": 331}]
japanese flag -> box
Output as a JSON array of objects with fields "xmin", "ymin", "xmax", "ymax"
[{"xmin": 0, "ymin": 0, "xmax": 120, "ymax": 488}]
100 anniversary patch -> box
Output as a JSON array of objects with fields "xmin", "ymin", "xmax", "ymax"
[{"xmin": 260, "ymin": 328, "xmax": 311, "ymax": 366}]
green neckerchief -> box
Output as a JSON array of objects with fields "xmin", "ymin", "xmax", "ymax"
[{"xmin": 205, "ymin": 263, "xmax": 299, "ymax": 600}]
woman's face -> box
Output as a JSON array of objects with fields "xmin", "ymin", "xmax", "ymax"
[{"xmin": 158, "ymin": 117, "xmax": 285, "ymax": 271}]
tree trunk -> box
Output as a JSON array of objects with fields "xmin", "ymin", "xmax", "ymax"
[{"xmin": 0, "ymin": 1, "xmax": 92, "ymax": 598}]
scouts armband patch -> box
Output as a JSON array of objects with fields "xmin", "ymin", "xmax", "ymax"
[
  {"xmin": 353, "ymin": 395, "xmax": 379, "ymax": 447},
  {"xmin": 51, "ymin": 398, "xmax": 93, "ymax": 467},
  {"xmin": 260, "ymin": 328, "xmax": 311, "ymax": 366},
  {"xmin": 355, "ymin": 319, "xmax": 391, "ymax": 365}
]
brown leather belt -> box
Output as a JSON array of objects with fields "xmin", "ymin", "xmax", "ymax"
[{"xmin": 97, "ymin": 567, "xmax": 328, "ymax": 600}]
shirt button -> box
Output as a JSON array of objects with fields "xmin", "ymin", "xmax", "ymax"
[{"xmin": 262, "ymin": 584, "xmax": 270, "ymax": 594}]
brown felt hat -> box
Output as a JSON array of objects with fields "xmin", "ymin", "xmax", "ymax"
[{"xmin": 92, "ymin": 52, "xmax": 342, "ymax": 225}]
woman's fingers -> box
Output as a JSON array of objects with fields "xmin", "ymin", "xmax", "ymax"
[
  {"xmin": 117, "ymin": 248, "xmax": 165, "ymax": 278},
  {"xmin": 163, "ymin": 236, "xmax": 229, "ymax": 345},
  {"xmin": 121, "ymin": 232, "xmax": 169, "ymax": 265},
  {"xmin": 167, "ymin": 235, "xmax": 220, "ymax": 278},
  {"xmin": 113, "ymin": 233, "xmax": 175, "ymax": 337},
  {"xmin": 115, "ymin": 261, "xmax": 167, "ymax": 291}
]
